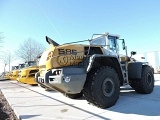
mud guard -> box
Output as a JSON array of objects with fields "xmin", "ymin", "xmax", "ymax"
[{"xmin": 128, "ymin": 62, "xmax": 143, "ymax": 79}]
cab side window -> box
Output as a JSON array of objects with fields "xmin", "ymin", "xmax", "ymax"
[{"xmin": 108, "ymin": 36, "xmax": 117, "ymax": 51}]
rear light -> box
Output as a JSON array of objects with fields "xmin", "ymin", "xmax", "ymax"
[
  {"xmin": 56, "ymin": 70, "xmax": 61, "ymax": 75},
  {"xmin": 52, "ymin": 70, "xmax": 61, "ymax": 75}
]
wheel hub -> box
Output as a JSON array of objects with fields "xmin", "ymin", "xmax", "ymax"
[
  {"xmin": 146, "ymin": 73, "xmax": 152, "ymax": 86},
  {"xmin": 102, "ymin": 78, "xmax": 115, "ymax": 97}
]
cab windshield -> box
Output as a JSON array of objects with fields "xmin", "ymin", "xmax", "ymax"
[
  {"xmin": 13, "ymin": 66, "xmax": 18, "ymax": 70},
  {"xmin": 90, "ymin": 35, "xmax": 106, "ymax": 46},
  {"xmin": 18, "ymin": 64, "xmax": 25, "ymax": 69},
  {"xmin": 24, "ymin": 61, "xmax": 36, "ymax": 67}
]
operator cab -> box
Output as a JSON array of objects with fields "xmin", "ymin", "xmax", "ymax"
[
  {"xmin": 13, "ymin": 66, "xmax": 18, "ymax": 70},
  {"xmin": 24, "ymin": 61, "xmax": 37, "ymax": 67},
  {"xmin": 18, "ymin": 64, "xmax": 25, "ymax": 69},
  {"xmin": 90, "ymin": 33, "xmax": 119, "ymax": 56}
]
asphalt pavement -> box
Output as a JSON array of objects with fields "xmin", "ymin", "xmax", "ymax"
[{"xmin": 0, "ymin": 74, "xmax": 160, "ymax": 120}]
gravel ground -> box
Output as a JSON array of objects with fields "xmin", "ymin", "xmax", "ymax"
[{"xmin": 0, "ymin": 90, "xmax": 19, "ymax": 120}]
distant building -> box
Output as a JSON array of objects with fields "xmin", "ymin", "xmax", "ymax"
[{"xmin": 133, "ymin": 50, "xmax": 160, "ymax": 73}]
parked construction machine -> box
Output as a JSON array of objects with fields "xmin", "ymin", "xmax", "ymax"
[
  {"xmin": 4, "ymin": 71, "xmax": 12, "ymax": 79},
  {"xmin": 18, "ymin": 61, "xmax": 39, "ymax": 85},
  {"xmin": 35, "ymin": 32, "xmax": 154, "ymax": 108},
  {"xmin": 10, "ymin": 64, "xmax": 25, "ymax": 80}
]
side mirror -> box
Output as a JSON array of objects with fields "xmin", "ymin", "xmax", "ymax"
[
  {"xmin": 141, "ymin": 57, "xmax": 145, "ymax": 59},
  {"xmin": 122, "ymin": 39, "xmax": 125, "ymax": 50},
  {"xmin": 130, "ymin": 51, "xmax": 136, "ymax": 58},
  {"xmin": 131, "ymin": 51, "xmax": 136, "ymax": 55}
]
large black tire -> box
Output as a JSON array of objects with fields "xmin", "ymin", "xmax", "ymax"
[
  {"xmin": 83, "ymin": 66, "xmax": 120, "ymax": 109},
  {"xmin": 129, "ymin": 66, "xmax": 154, "ymax": 94},
  {"xmin": 65, "ymin": 92, "xmax": 83, "ymax": 99}
]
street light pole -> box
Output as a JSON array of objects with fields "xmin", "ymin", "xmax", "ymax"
[
  {"xmin": 0, "ymin": 51, "xmax": 6, "ymax": 72},
  {"xmin": 6, "ymin": 50, "xmax": 11, "ymax": 72},
  {"xmin": 9, "ymin": 55, "xmax": 10, "ymax": 71},
  {"xmin": 4, "ymin": 63, "xmax": 6, "ymax": 73}
]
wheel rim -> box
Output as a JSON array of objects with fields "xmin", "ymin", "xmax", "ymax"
[
  {"xmin": 102, "ymin": 78, "xmax": 115, "ymax": 97},
  {"xmin": 146, "ymin": 73, "xmax": 152, "ymax": 86}
]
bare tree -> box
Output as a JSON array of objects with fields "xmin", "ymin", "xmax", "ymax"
[
  {"xmin": 1, "ymin": 53, "xmax": 8, "ymax": 72},
  {"xmin": 0, "ymin": 32, "xmax": 3, "ymax": 44},
  {"xmin": 0, "ymin": 50, "xmax": 14, "ymax": 72},
  {"xmin": 0, "ymin": 33, "xmax": 15, "ymax": 72},
  {"xmin": 15, "ymin": 38, "xmax": 45, "ymax": 62},
  {"xmin": 0, "ymin": 32, "xmax": 4, "ymax": 52},
  {"xmin": 0, "ymin": 32, "xmax": 5, "ymax": 72}
]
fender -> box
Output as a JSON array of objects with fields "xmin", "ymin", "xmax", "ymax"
[
  {"xmin": 86, "ymin": 54, "xmax": 125, "ymax": 85},
  {"xmin": 87, "ymin": 54, "xmax": 119, "ymax": 72},
  {"xmin": 128, "ymin": 62, "xmax": 143, "ymax": 79}
]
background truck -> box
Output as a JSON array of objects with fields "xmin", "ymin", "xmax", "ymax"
[{"xmin": 35, "ymin": 32, "xmax": 154, "ymax": 108}]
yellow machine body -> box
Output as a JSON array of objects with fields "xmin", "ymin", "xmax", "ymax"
[
  {"xmin": 4, "ymin": 72, "xmax": 11, "ymax": 79},
  {"xmin": 38, "ymin": 43, "xmax": 102, "ymax": 78},
  {"xmin": 10, "ymin": 69, "xmax": 19, "ymax": 80},
  {"xmin": 11, "ymin": 64, "xmax": 24, "ymax": 80},
  {"xmin": 18, "ymin": 62, "xmax": 39, "ymax": 85}
]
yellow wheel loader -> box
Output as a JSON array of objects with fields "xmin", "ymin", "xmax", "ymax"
[
  {"xmin": 10, "ymin": 64, "xmax": 24, "ymax": 80},
  {"xmin": 5, "ymin": 66, "xmax": 18, "ymax": 79},
  {"xmin": 18, "ymin": 61, "xmax": 39, "ymax": 85},
  {"xmin": 35, "ymin": 32, "xmax": 154, "ymax": 108},
  {"xmin": 4, "ymin": 71, "xmax": 12, "ymax": 79}
]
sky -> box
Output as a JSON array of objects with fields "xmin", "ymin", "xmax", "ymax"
[{"xmin": 0, "ymin": 0, "xmax": 160, "ymax": 72}]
